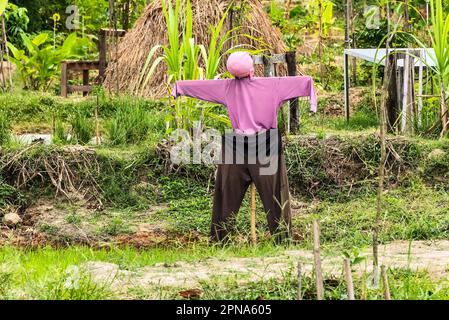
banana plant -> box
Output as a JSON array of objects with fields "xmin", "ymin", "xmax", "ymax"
[{"xmin": 7, "ymin": 32, "xmax": 94, "ymax": 90}]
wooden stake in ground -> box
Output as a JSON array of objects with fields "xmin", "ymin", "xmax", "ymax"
[
  {"xmin": 95, "ymin": 96, "xmax": 100, "ymax": 145},
  {"xmin": 313, "ymin": 219, "xmax": 324, "ymax": 300},
  {"xmin": 250, "ymin": 182, "xmax": 257, "ymax": 245},
  {"xmin": 297, "ymin": 262, "xmax": 302, "ymax": 300},
  {"xmin": 381, "ymin": 265, "xmax": 391, "ymax": 300},
  {"xmin": 343, "ymin": 258, "xmax": 355, "ymax": 300}
]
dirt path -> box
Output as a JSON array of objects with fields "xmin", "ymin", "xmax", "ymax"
[{"xmin": 83, "ymin": 240, "xmax": 449, "ymax": 291}]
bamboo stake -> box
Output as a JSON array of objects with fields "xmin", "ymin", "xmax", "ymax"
[
  {"xmin": 313, "ymin": 219, "xmax": 324, "ymax": 300},
  {"xmin": 297, "ymin": 262, "xmax": 302, "ymax": 300},
  {"xmin": 343, "ymin": 258, "xmax": 355, "ymax": 300},
  {"xmin": 95, "ymin": 99, "xmax": 100, "ymax": 145},
  {"xmin": 250, "ymin": 182, "xmax": 257, "ymax": 245},
  {"xmin": 401, "ymin": 53, "xmax": 410, "ymax": 133},
  {"xmin": 381, "ymin": 265, "xmax": 391, "ymax": 300}
]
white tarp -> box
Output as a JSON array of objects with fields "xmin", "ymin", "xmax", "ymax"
[{"xmin": 344, "ymin": 48, "xmax": 436, "ymax": 67}]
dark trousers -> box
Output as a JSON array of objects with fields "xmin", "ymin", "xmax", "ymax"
[{"xmin": 211, "ymin": 130, "xmax": 291, "ymax": 242}]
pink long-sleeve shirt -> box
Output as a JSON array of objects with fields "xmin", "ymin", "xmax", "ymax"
[{"xmin": 172, "ymin": 76, "xmax": 317, "ymax": 134}]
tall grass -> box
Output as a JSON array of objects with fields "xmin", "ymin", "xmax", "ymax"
[
  {"xmin": 30, "ymin": 271, "xmax": 114, "ymax": 300},
  {"xmin": 107, "ymin": 99, "xmax": 153, "ymax": 146},
  {"xmin": 70, "ymin": 110, "xmax": 94, "ymax": 145},
  {"xmin": 52, "ymin": 119, "xmax": 68, "ymax": 144}
]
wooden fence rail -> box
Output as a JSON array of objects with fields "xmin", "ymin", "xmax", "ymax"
[{"xmin": 60, "ymin": 28, "xmax": 126, "ymax": 97}]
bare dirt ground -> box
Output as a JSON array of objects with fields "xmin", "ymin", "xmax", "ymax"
[{"xmin": 83, "ymin": 240, "xmax": 449, "ymax": 293}]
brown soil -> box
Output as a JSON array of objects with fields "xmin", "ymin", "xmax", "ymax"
[{"xmin": 0, "ymin": 199, "xmax": 176, "ymax": 248}]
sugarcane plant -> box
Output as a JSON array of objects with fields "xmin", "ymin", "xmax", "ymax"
[
  {"xmin": 138, "ymin": 0, "xmax": 252, "ymax": 133},
  {"xmin": 426, "ymin": 0, "xmax": 449, "ymax": 137},
  {"xmin": 411, "ymin": 0, "xmax": 449, "ymax": 137}
]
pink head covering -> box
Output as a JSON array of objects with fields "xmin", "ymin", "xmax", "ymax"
[{"xmin": 226, "ymin": 51, "xmax": 254, "ymax": 78}]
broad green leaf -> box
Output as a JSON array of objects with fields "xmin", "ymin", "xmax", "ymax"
[
  {"xmin": 20, "ymin": 33, "xmax": 35, "ymax": 52},
  {"xmin": 32, "ymin": 33, "xmax": 49, "ymax": 47},
  {"xmin": 0, "ymin": 0, "xmax": 8, "ymax": 16}
]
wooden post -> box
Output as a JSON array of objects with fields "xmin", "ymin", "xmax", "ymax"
[
  {"xmin": 83, "ymin": 69, "xmax": 89, "ymax": 97},
  {"xmin": 344, "ymin": 0, "xmax": 351, "ymax": 123},
  {"xmin": 263, "ymin": 55, "xmax": 274, "ymax": 77},
  {"xmin": 381, "ymin": 265, "xmax": 391, "ymax": 300},
  {"xmin": 343, "ymin": 258, "xmax": 355, "ymax": 300},
  {"xmin": 401, "ymin": 50, "xmax": 415, "ymax": 135},
  {"xmin": 417, "ymin": 50, "xmax": 424, "ymax": 128},
  {"xmin": 344, "ymin": 51, "xmax": 350, "ymax": 123},
  {"xmin": 98, "ymin": 29, "xmax": 107, "ymax": 81},
  {"xmin": 122, "ymin": 0, "xmax": 131, "ymax": 30},
  {"xmin": 98, "ymin": 28, "xmax": 126, "ymax": 82},
  {"xmin": 386, "ymin": 53, "xmax": 398, "ymax": 133},
  {"xmin": 95, "ymin": 94, "xmax": 100, "ymax": 145},
  {"xmin": 250, "ymin": 183, "xmax": 257, "ymax": 245},
  {"xmin": 402, "ymin": 52, "xmax": 410, "ymax": 133},
  {"xmin": 297, "ymin": 262, "xmax": 302, "ymax": 300},
  {"xmin": 61, "ymin": 62, "xmax": 68, "ymax": 97},
  {"xmin": 286, "ymin": 51, "xmax": 299, "ymax": 132},
  {"xmin": 313, "ymin": 219, "xmax": 324, "ymax": 300},
  {"xmin": 403, "ymin": 0, "xmax": 410, "ymax": 32}
]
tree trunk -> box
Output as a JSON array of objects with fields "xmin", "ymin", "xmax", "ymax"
[
  {"xmin": 386, "ymin": 55, "xmax": 398, "ymax": 132},
  {"xmin": 403, "ymin": 0, "xmax": 410, "ymax": 32}
]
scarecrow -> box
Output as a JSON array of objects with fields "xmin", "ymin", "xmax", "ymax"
[{"xmin": 172, "ymin": 52, "xmax": 317, "ymax": 242}]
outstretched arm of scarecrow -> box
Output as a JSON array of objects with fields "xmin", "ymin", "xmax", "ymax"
[
  {"xmin": 172, "ymin": 79, "xmax": 230, "ymax": 105},
  {"xmin": 275, "ymin": 76, "xmax": 317, "ymax": 113}
]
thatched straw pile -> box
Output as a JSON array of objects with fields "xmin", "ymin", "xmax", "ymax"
[{"xmin": 103, "ymin": 0, "xmax": 288, "ymax": 98}]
